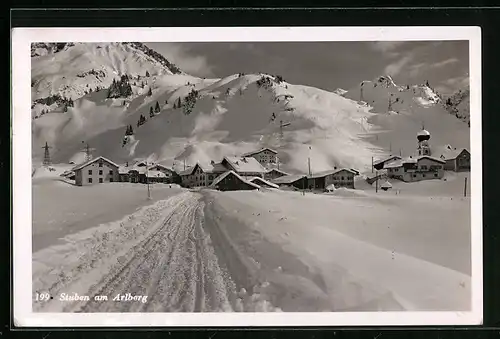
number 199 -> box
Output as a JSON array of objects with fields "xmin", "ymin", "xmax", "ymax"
[{"xmin": 35, "ymin": 292, "xmax": 50, "ymax": 301}]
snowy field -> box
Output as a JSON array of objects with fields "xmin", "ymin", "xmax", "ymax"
[
  {"xmin": 32, "ymin": 178, "xmax": 185, "ymax": 252},
  {"xmin": 31, "ymin": 171, "xmax": 471, "ymax": 313}
]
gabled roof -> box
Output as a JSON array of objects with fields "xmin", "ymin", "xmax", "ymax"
[
  {"xmin": 210, "ymin": 170, "xmax": 261, "ymax": 189},
  {"xmin": 266, "ymin": 168, "xmax": 290, "ymax": 176},
  {"xmin": 307, "ymin": 168, "xmax": 357, "ymax": 179},
  {"xmin": 72, "ymin": 156, "xmax": 119, "ymax": 171},
  {"xmin": 178, "ymin": 162, "xmax": 227, "ymax": 176},
  {"xmin": 440, "ymin": 148, "xmax": 469, "ymax": 160},
  {"xmin": 248, "ymin": 177, "xmax": 279, "ymax": 189},
  {"xmin": 241, "ymin": 147, "xmax": 278, "ymax": 157},
  {"xmin": 417, "ymin": 155, "xmax": 446, "ymax": 164},
  {"xmin": 373, "ymin": 155, "xmax": 402, "ymax": 166},
  {"xmin": 146, "ymin": 170, "xmax": 167, "ymax": 178},
  {"xmin": 222, "ymin": 156, "xmax": 268, "ymax": 173},
  {"xmin": 381, "ymin": 181, "xmax": 393, "ymax": 188},
  {"xmin": 272, "ymin": 174, "xmax": 307, "ymax": 184},
  {"xmin": 148, "ymin": 163, "xmax": 172, "ymax": 172}
]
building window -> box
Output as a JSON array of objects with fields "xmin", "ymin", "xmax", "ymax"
[
  {"xmin": 99, "ymin": 170, "xmax": 103, "ymax": 175},
  {"xmin": 88, "ymin": 170, "xmax": 92, "ymax": 175},
  {"xmin": 423, "ymin": 174, "xmax": 426, "ymax": 178},
  {"xmin": 109, "ymin": 170, "xmax": 113, "ymax": 175},
  {"xmin": 413, "ymin": 174, "xmax": 416, "ymax": 178},
  {"xmin": 99, "ymin": 162, "xmax": 103, "ymax": 167},
  {"xmin": 434, "ymin": 173, "xmax": 438, "ymax": 177},
  {"xmin": 99, "ymin": 178, "xmax": 103, "ymax": 183},
  {"xmin": 341, "ymin": 176, "xmax": 344, "ymax": 180},
  {"xmin": 110, "ymin": 178, "xmax": 114, "ymax": 182},
  {"xmin": 421, "ymin": 165, "xmax": 428, "ymax": 170},
  {"xmin": 88, "ymin": 178, "xmax": 93, "ymax": 183}
]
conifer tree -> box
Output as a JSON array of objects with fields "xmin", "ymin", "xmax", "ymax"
[
  {"xmin": 147, "ymin": 87, "xmax": 152, "ymax": 96},
  {"xmin": 154, "ymin": 101, "xmax": 160, "ymax": 113},
  {"xmin": 146, "ymin": 70, "xmax": 150, "ymax": 77},
  {"xmin": 177, "ymin": 97, "xmax": 181, "ymax": 108},
  {"xmin": 150, "ymin": 107, "xmax": 154, "ymax": 117}
]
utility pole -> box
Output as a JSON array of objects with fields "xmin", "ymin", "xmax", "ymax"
[
  {"xmin": 399, "ymin": 148, "xmax": 402, "ymax": 157},
  {"xmin": 42, "ymin": 142, "xmax": 52, "ymax": 166},
  {"xmin": 464, "ymin": 177, "xmax": 468, "ymax": 197},
  {"xmin": 308, "ymin": 146, "xmax": 312, "ymax": 177},
  {"xmin": 146, "ymin": 159, "xmax": 152, "ymax": 200},
  {"xmin": 184, "ymin": 159, "xmax": 186, "ymax": 171},
  {"xmin": 375, "ymin": 170, "xmax": 379, "ymax": 193},
  {"xmin": 371, "ymin": 156, "xmax": 374, "ymax": 173}
]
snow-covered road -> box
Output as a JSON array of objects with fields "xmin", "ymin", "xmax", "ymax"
[{"xmin": 33, "ymin": 191, "xmax": 279, "ymax": 312}]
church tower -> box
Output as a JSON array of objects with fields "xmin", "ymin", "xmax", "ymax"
[{"xmin": 416, "ymin": 128, "xmax": 431, "ymax": 156}]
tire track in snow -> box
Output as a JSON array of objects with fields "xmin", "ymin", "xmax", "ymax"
[{"xmin": 62, "ymin": 191, "xmax": 237, "ymax": 312}]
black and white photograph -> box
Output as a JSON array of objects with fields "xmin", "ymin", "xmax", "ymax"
[{"xmin": 13, "ymin": 27, "xmax": 482, "ymax": 326}]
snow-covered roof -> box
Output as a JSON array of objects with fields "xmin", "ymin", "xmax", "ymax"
[
  {"xmin": 178, "ymin": 162, "xmax": 227, "ymax": 176},
  {"xmin": 381, "ymin": 181, "xmax": 393, "ymax": 188},
  {"xmin": 383, "ymin": 157, "xmax": 417, "ymax": 168},
  {"xmin": 266, "ymin": 168, "xmax": 290, "ymax": 176},
  {"xmin": 210, "ymin": 170, "xmax": 261, "ymax": 189},
  {"xmin": 72, "ymin": 156, "xmax": 119, "ymax": 171},
  {"xmin": 241, "ymin": 148, "xmax": 278, "ymax": 157},
  {"xmin": 308, "ymin": 168, "xmax": 357, "ymax": 179},
  {"xmin": 146, "ymin": 170, "xmax": 167, "ymax": 178},
  {"xmin": 383, "ymin": 160, "xmax": 404, "ymax": 169},
  {"xmin": 148, "ymin": 163, "xmax": 172, "ymax": 172},
  {"xmin": 248, "ymin": 177, "xmax": 279, "ymax": 189},
  {"xmin": 373, "ymin": 155, "xmax": 402, "ymax": 166},
  {"xmin": 439, "ymin": 148, "xmax": 469, "ymax": 160},
  {"xmin": 222, "ymin": 156, "xmax": 268, "ymax": 173},
  {"xmin": 272, "ymin": 174, "xmax": 307, "ymax": 184},
  {"xmin": 417, "ymin": 155, "xmax": 446, "ymax": 164}
]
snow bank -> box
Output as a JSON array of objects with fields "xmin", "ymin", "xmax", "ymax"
[
  {"xmin": 204, "ymin": 188, "xmax": 471, "ymax": 311},
  {"xmin": 32, "ymin": 179, "xmax": 186, "ymax": 251}
]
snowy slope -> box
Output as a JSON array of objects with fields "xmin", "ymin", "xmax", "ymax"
[
  {"xmin": 32, "ymin": 45, "xmax": 469, "ymax": 176},
  {"xmin": 343, "ymin": 75, "xmax": 470, "ymax": 162},
  {"xmin": 31, "ymin": 42, "xmax": 183, "ymax": 115}
]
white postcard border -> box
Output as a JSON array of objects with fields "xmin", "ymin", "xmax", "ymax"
[{"xmin": 12, "ymin": 26, "xmax": 482, "ymax": 327}]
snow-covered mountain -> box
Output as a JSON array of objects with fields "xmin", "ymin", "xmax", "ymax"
[
  {"xmin": 442, "ymin": 88, "xmax": 470, "ymax": 126},
  {"xmin": 31, "ymin": 43, "xmax": 470, "ymax": 175}
]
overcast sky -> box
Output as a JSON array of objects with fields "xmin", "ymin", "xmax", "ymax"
[{"xmin": 147, "ymin": 41, "xmax": 469, "ymax": 95}]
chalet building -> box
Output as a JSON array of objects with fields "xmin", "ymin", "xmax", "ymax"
[
  {"xmin": 439, "ymin": 148, "xmax": 470, "ymax": 172},
  {"xmin": 210, "ymin": 171, "xmax": 260, "ymax": 191},
  {"xmin": 118, "ymin": 166, "xmax": 147, "ymax": 183},
  {"xmin": 272, "ymin": 174, "xmax": 308, "ymax": 190},
  {"xmin": 72, "ymin": 156, "xmax": 120, "ymax": 186},
  {"xmin": 220, "ymin": 156, "xmax": 268, "ymax": 179},
  {"xmin": 248, "ymin": 177, "xmax": 279, "ymax": 189},
  {"xmin": 146, "ymin": 170, "xmax": 169, "ymax": 184},
  {"xmin": 179, "ymin": 162, "xmax": 227, "ymax": 188},
  {"xmin": 241, "ymin": 148, "xmax": 278, "ymax": 167},
  {"xmin": 264, "ymin": 168, "xmax": 290, "ymax": 181},
  {"xmin": 307, "ymin": 168, "xmax": 357, "ymax": 190},
  {"xmin": 373, "ymin": 155, "xmax": 402, "ymax": 171},
  {"xmin": 147, "ymin": 163, "xmax": 177, "ymax": 183},
  {"xmin": 385, "ymin": 155, "xmax": 445, "ymax": 182}
]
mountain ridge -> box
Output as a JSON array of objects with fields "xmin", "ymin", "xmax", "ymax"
[{"xmin": 31, "ymin": 43, "xmax": 470, "ymax": 175}]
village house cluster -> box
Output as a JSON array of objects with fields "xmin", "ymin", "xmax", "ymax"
[
  {"xmin": 63, "ymin": 147, "xmax": 360, "ymax": 192},
  {"xmin": 371, "ymin": 128, "xmax": 470, "ymax": 184}
]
